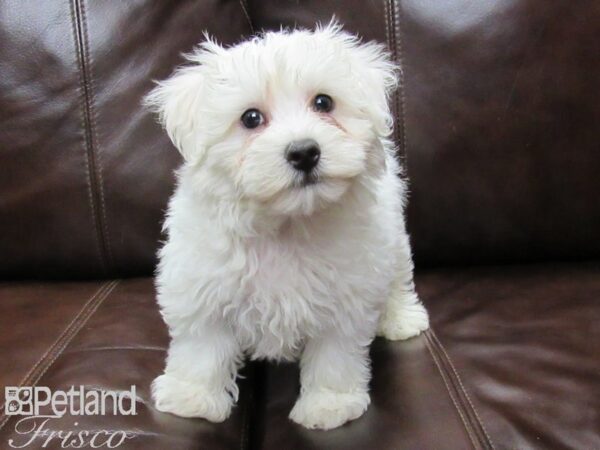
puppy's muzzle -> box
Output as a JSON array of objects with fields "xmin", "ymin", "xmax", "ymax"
[{"xmin": 285, "ymin": 139, "xmax": 320, "ymax": 174}]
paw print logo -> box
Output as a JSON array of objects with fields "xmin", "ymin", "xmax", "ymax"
[{"xmin": 6, "ymin": 400, "xmax": 20, "ymax": 414}]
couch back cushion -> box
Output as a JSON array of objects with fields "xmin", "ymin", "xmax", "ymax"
[
  {"xmin": 0, "ymin": 0, "xmax": 251, "ymax": 278},
  {"xmin": 1, "ymin": 0, "xmax": 599, "ymax": 278},
  {"xmin": 399, "ymin": 0, "xmax": 600, "ymax": 266}
]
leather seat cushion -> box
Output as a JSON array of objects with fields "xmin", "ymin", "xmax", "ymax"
[
  {"xmin": 258, "ymin": 262, "xmax": 600, "ymax": 450},
  {"xmin": 0, "ymin": 278, "xmax": 256, "ymax": 450},
  {"xmin": 1, "ymin": 264, "xmax": 598, "ymax": 449}
]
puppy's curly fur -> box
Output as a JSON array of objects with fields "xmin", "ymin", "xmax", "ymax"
[{"xmin": 145, "ymin": 22, "xmax": 429, "ymax": 430}]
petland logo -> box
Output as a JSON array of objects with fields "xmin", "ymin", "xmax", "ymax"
[{"xmin": 4, "ymin": 386, "xmax": 137, "ymax": 448}]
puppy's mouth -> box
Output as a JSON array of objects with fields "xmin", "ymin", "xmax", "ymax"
[{"xmin": 292, "ymin": 173, "xmax": 320, "ymax": 188}]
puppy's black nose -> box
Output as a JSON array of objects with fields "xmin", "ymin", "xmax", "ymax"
[{"xmin": 285, "ymin": 139, "xmax": 321, "ymax": 173}]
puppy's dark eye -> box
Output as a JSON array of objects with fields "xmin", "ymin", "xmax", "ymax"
[
  {"xmin": 241, "ymin": 109, "xmax": 264, "ymax": 129},
  {"xmin": 313, "ymin": 94, "xmax": 334, "ymax": 113}
]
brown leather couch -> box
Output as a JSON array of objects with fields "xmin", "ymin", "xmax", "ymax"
[{"xmin": 1, "ymin": 1, "xmax": 598, "ymax": 449}]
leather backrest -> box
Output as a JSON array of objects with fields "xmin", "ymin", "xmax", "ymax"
[
  {"xmin": 1, "ymin": 0, "xmax": 599, "ymax": 279},
  {"xmin": 0, "ymin": 1, "xmax": 251, "ymax": 278},
  {"xmin": 399, "ymin": 0, "xmax": 600, "ymax": 266}
]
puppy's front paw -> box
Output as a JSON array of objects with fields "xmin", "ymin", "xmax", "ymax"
[
  {"xmin": 378, "ymin": 295, "xmax": 430, "ymax": 341},
  {"xmin": 289, "ymin": 389, "xmax": 370, "ymax": 430},
  {"xmin": 152, "ymin": 374, "xmax": 233, "ymax": 422}
]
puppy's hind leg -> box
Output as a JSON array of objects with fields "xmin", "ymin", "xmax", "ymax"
[{"xmin": 377, "ymin": 234, "xmax": 429, "ymax": 341}]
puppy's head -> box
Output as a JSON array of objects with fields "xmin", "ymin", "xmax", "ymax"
[{"xmin": 146, "ymin": 22, "xmax": 397, "ymax": 216}]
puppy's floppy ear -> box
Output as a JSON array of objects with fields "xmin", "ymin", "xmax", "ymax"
[
  {"xmin": 144, "ymin": 38, "xmax": 224, "ymax": 163},
  {"xmin": 352, "ymin": 41, "xmax": 399, "ymax": 138},
  {"xmin": 144, "ymin": 66, "xmax": 205, "ymax": 162}
]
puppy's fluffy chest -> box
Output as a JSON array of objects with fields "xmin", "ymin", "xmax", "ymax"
[
  {"xmin": 229, "ymin": 212, "xmax": 389, "ymax": 361},
  {"xmin": 233, "ymin": 236, "xmax": 324, "ymax": 360}
]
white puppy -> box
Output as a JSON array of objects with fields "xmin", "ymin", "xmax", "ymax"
[{"xmin": 145, "ymin": 23, "xmax": 429, "ymax": 430}]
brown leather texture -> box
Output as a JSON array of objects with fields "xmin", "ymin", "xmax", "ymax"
[
  {"xmin": 0, "ymin": 279, "xmax": 258, "ymax": 449},
  {"xmin": 0, "ymin": 0, "xmax": 252, "ymax": 279},
  {"xmin": 421, "ymin": 262, "xmax": 600, "ymax": 450},
  {"xmin": 1, "ymin": 0, "xmax": 599, "ymax": 449},
  {"xmin": 257, "ymin": 263, "xmax": 600, "ymax": 450},
  {"xmin": 400, "ymin": 0, "xmax": 600, "ymax": 266},
  {"xmin": 2, "ymin": 265, "xmax": 597, "ymax": 449},
  {"xmin": 257, "ymin": 338, "xmax": 478, "ymax": 450}
]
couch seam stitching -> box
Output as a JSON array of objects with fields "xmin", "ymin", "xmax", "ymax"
[
  {"xmin": 424, "ymin": 330, "xmax": 479, "ymax": 449},
  {"xmin": 16, "ymin": 282, "xmax": 113, "ymax": 385},
  {"xmin": 79, "ymin": 0, "xmax": 114, "ymax": 271},
  {"xmin": 391, "ymin": 0, "xmax": 408, "ymax": 165},
  {"xmin": 0, "ymin": 281, "xmax": 119, "ymax": 432},
  {"xmin": 383, "ymin": 0, "xmax": 400, "ymax": 150},
  {"xmin": 26, "ymin": 281, "xmax": 120, "ymax": 387},
  {"xmin": 239, "ymin": 0, "xmax": 254, "ymax": 35},
  {"xmin": 383, "ymin": 0, "xmax": 391, "ymax": 58},
  {"xmin": 69, "ymin": 0, "xmax": 105, "ymax": 274},
  {"xmin": 430, "ymin": 330, "xmax": 496, "ymax": 450},
  {"xmin": 0, "ymin": 282, "xmax": 111, "ymax": 413},
  {"xmin": 71, "ymin": 0, "xmax": 113, "ymax": 275}
]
